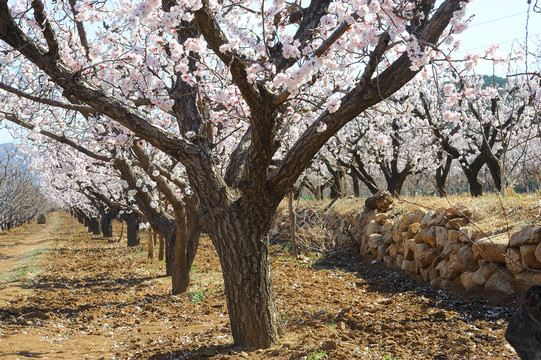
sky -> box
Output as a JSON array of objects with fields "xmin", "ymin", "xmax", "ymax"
[
  {"xmin": 1, "ymin": 0, "xmax": 540, "ymax": 144},
  {"xmin": 455, "ymin": 0, "xmax": 541, "ymax": 76}
]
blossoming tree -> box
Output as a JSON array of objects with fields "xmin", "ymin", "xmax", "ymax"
[{"xmin": 0, "ymin": 0, "xmax": 469, "ymax": 347}]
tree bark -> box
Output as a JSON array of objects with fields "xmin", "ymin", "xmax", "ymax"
[
  {"xmin": 435, "ymin": 153, "xmax": 453, "ymax": 197},
  {"xmin": 88, "ymin": 216, "xmax": 100, "ymax": 235},
  {"xmin": 351, "ymin": 170, "xmax": 360, "ymax": 197},
  {"xmin": 171, "ymin": 196, "xmax": 202, "ymax": 294},
  {"xmin": 203, "ymin": 205, "xmax": 284, "ymax": 348},
  {"xmin": 100, "ymin": 209, "xmax": 116, "ymax": 238},
  {"xmin": 125, "ymin": 213, "xmax": 141, "ymax": 247},
  {"xmin": 505, "ymin": 285, "xmax": 541, "ymax": 360},
  {"xmin": 464, "ymin": 168, "xmax": 484, "ymax": 197},
  {"xmin": 158, "ymin": 232, "xmax": 165, "ymax": 261}
]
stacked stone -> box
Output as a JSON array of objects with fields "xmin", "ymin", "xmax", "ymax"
[{"xmin": 271, "ymin": 203, "xmax": 541, "ymax": 297}]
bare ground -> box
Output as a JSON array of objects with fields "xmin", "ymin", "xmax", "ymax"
[{"xmin": 0, "ymin": 212, "xmax": 521, "ymax": 359}]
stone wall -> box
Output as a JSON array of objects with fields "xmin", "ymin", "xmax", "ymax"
[{"xmin": 272, "ymin": 204, "xmax": 541, "ymax": 297}]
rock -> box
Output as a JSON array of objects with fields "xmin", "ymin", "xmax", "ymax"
[
  {"xmin": 485, "ymin": 271, "xmax": 516, "ymax": 296},
  {"xmin": 515, "ymin": 272, "xmax": 541, "ymax": 288},
  {"xmin": 521, "ymin": 245, "xmax": 541, "ymax": 270},
  {"xmin": 392, "ymin": 230, "xmax": 402, "ymax": 244},
  {"xmin": 446, "ymin": 218, "xmax": 469, "ymax": 230},
  {"xmin": 383, "ymin": 255, "xmax": 394, "ymax": 267},
  {"xmin": 403, "ymin": 239, "xmax": 415, "ymax": 260},
  {"xmin": 429, "ymin": 268, "xmax": 438, "ymax": 282},
  {"xmin": 505, "ymin": 285, "xmax": 541, "ymax": 360},
  {"xmin": 472, "ymin": 233, "xmax": 509, "ymax": 263},
  {"xmin": 537, "ymin": 242, "xmax": 541, "ymax": 264},
  {"xmin": 395, "ymin": 254, "xmax": 404, "ymax": 268},
  {"xmin": 506, "ymin": 248, "xmax": 525, "ymax": 274},
  {"xmin": 431, "ymin": 255, "xmax": 443, "ymax": 269},
  {"xmin": 366, "ymin": 220, "xmax": 382, "ymax": 236},
  {"xmin": 411, "ymin": 209, "xmax": 426, "ymax": 224},
  {"xmin": 364, "ymin": 191, "xmax": 393, "ymax": 212},
  {"xmin": 432, "ymin": 214, "xmax": 448, "ymax": 227},
  {"xmin": 420, "ymin": 211, "xmax": 436, "ymax": 228},
  {"xmin": 398, "ymin": 215, "xmax": 410, "ymax": 233},
  {"xmin": 510, "ymin": 225, "xmax": 541, "ymax": 247},
  {"xmin": 457, "ymin": 245, "xmax": 477, "ymax": 271},
  {"xmin": 407, "ymin": 222, "xmax": 421, "ymax": 238},
  {"xmin": 472, "ymin": 263, "xmax": 499, "ymax": 286},
  {"xmin": 417, "ymin": 248, "xmax": 439, "ymax": 268},
  {"xmin": 442, "ymin": 241, "xmax": 462, "ymax": 259},
  {"xmin": 413, "ymin": 242, "xmax": 430, "ymax": 259},
  {"xmin": 446, "ymin": 255, "xmax": 464, "ymax": 279},
  {"xmin": 37, "ymin": 214, "xmax": 47, "ymax": 224},
  {"xmin": 382, "ymin": 230, "xmax": 393, "ymax": 245},
  {"xmin": 381, "ymin": 222, "xmax": 393, "ymax": 234},
  {"xmin": 401, "ymin": 259, "xmax": 417, "ymax": 274},
  {"xmin": 435, "ymin": 227, "xmax": 448, "ymax": 249},
  {"xmin": 435, "ymin": 259, "xmax": 448, "ymax": 277},
  {"xmin": 420, "ymin": 267, "xmax": 430, "ymax": 282},
  {"xmin": 376, "ymin": 244, "xmax": 387, "ymax": 261},
  {"xmin": 374, "ymin": 213, "xmax": 388, "ymax": 225},
  {"xmin": 368, "ymin": 234, "xmax": 384, "ymax": 249},
  {"xmin": 414, "ymin": 227, "xmax": 429, "ymax": 244},
  {"xmin": 460, "ymin": 271, "xmax": 478, "ymax": 291},
  {"xmin": 457, "ymin": 226, "xmax": 476, "ymax": 243},
  {"xmin": 447, "ymin": 230, "xmax": 460, "ymax": 243},
  {"xmin": 444, "ymin": 204, "xmax": 473, "ymax": 219},
  {"xmin": 387, "ymin": 243, "xmax": 399, "ymax": 258},
  {"xmin": 425, "ymin": 227, "xmax": 437, "ymax": 247}
]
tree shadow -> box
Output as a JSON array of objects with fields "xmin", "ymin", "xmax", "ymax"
[
  {"xmin": 0, "ymin": 350, "xmax": 48, "ymax": 358},
  {"xmin": 147, "ymin": 343, "xmax": 257, "ymax": 360}
]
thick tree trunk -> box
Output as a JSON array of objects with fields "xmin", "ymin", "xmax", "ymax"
[
  {"xmin": 386, "ymin": 170, "xmax": 410, "ymax": 197},
  {"xmin": 351, "ymin": 172, "xmax": 360, "ymax": 197},
  {"xmin": 172, "ymin": 220, "xmax": 189, "ymax": 294},
  {"xmin": 88, "ymin": 216, "xmax": 100, "ymax": 235},
  {"xmin": 204, "ymin": 206, "xmax": 284, "ymax": 348},
  {"xmin": 464, "ymin": 169, "xmax": 483, "ymax": 197},
  {"xmin": 100, "ymin": 209, "xmax": 116, "ymax": 238},
  {"xmin": 125, "ymin": 213, "xmax": 141, "ymax": 247},
  {"xmin": 163, "ymin": 224, "xmax": 176, "ymax": 277},
  {"xmin": 171, "ymin": 201, "xmax": 202, "ymax": 294},
  {"xmin": 486, "ymin": 157, "xmax": 502, "ymax": 192},
  {"xmin": 158, "ymin": 232, "xmax": 165, "ymax": 261}
]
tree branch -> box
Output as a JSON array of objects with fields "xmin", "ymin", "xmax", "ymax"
[
  {"xmin": 0, "ymin": 2, "xmax": 199, "ymax": 166},
  {"xmin": 268, "ymin": 0, "xmax": 463, "ymax": 201},
  {"xmin": 68, "ymin": 0, "xmax": 90, "ymax": 57},
  {"xmin": 0, "ymin": 81, "xmax": 97, "ymax": 113},
  {"xmin": 271, "ymin": 0, "xmax": 332, "ymax": 72},
  {"xmin": 193, "ymin": 0, "xmax": 267, "ymax": 109},
  {"xmin": 1, "ymin": 111, "xmax": 112, "ymax": 162},
  {"xmin": 31, "ymin": 0, "xmax": 60, "ymax": 59}
]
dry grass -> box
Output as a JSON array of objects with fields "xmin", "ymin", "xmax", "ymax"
[{"xmin": 283, "ymin": 190, "xmax": 541, "ymax": 232}]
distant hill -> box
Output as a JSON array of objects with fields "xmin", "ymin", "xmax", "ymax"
[{"xmin": 482, "ymin": 75, "xmax": 507, "ymax": 88}]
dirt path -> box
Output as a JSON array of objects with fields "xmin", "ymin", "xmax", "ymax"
[
  {"xmin": 0, "ymin": 212, "xmax": 65, "ymax": 306},
  {"xmin": 0, "ymin": 212, "xmax": 521, "ymax": 359}
]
